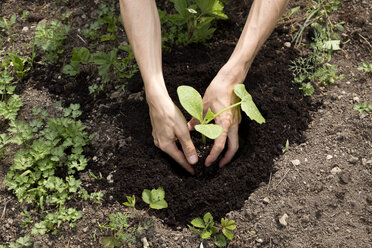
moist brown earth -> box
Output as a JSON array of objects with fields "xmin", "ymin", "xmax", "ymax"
[{"xmin": 0, "ymin": 0, "xmax": 371, "ymax": 247}]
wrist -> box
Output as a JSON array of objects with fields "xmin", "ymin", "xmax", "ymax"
[
  {"xmin": 217, "ymin": 56, "xmax": 252, "ymax": 86},
  {"xmin": 144, "ymin": 79, "xmax": 172, "ymax": 107}
]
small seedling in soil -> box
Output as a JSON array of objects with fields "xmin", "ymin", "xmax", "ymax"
[
  {"xmin": 188, "ymin": 212, "xmax": 236, "ymax": 247},
  {"xmin": 357, "ymin": 62, "xmax": 372, "ymax": 73},
  {"xmin": 353, "ymin": 102, "xmax": 372, "ymax": 114},
  {"xmin": 282, "ymin": 139, "xmax": 290, "ymax": 153},
  {"xmin": 0, "ymin": 235, "xmax": 32, "ymax": 248},
  {"xmin": 123, "ymin": 195, "xmax": 136, "ymax": 209},
  {"xmin": 177, "ymin": 84, "xmax": 265, "ymax": 144},
  {"xmin": 142, "ymin": 187, "xmax": 168, "ymax": 210}
]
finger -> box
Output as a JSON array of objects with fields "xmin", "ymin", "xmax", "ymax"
[
  {"xmin": 162, "ymin": 142, "xmax": 195, "ymax": 175},
  {"xmin": 205, "ymin": 130, "xmax": 228, "ymax": 167},
  {"xmin": 187, "ymin": 117, "xmax": 199, "ymax": 131},
  {"xmin": 177, "ymin": 129, "xmax": 198, "ymax": 165},
  {"xmin": 219, "ymin": 124, "xmax": 239, "ymax": 168}
]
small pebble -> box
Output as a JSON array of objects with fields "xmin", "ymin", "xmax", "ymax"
[
  {"xmin": 349, "ymin": 156, "xmax": 358, "ymax": 164},
  {"xmin": 142, "ymin": 237, "xmax": 150, "ymax": 248},
  {"xmin": 353, "ymin": 96, "xmax": 360, "ymax": 103},
  {"xmin": 345, "ymin": 81, "xmax": 351, "ymax": 85},
  {"xmin": 279, "ymin": 213, "xmax": 288, "ymax": 226},
  {"xmin": 107, "ymin": 174, "xmax": 114, "ymax": 184},
  {"xmin": 284, "ymin": 42, "xmax": 291, "ymax": 48},
  {"xmin": 331, "ymin": 167, "xmax": 342, "ymax": 174},
  {"xmin": 326, "ymin": 155, "xmax": 333, "ymax": 160},
  {"xmin": 291, "ymin": 159, "xmax": 301, "ymax": 166},
  {"xmin": 263, "ymin": 197, "xmax": 270, "ymax": 204},
  {"xmin": 22, "ymin": 26, "xmax": 29, "ymax": 32}
]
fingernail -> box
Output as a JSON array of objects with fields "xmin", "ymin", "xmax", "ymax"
[{"xmin": 188, "ymin": 155, "xmax": 198, "ymax": 164}]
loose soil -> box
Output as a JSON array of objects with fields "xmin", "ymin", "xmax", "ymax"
[{"xmin": 0, "ymin": 0, "xmax": 371, "ymax": 247}]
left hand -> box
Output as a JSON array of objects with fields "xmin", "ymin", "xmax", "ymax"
[{"xmin": 188, "ymin": 62, "xmax": 248, "ymax": 168}]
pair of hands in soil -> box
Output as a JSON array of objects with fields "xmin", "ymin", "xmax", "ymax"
[{"xmin": 149, "ymin": 64, "xmax": 246, "ymax": 175}]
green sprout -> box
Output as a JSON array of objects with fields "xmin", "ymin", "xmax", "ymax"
[
  {"xmin": 353, "ymin": 102, "xmax": 372, "ymax": 114},
  {"xmin": 357, "ymin": 62, "xmax": 372, "ymax": 73},
  {"xmin": 177, "ymin": 84, "xmax": 265, "ymax": 144},
  {"xmin": 188, "ymin": 212, "xmax": 236, "ymax": 247},
  {"xmin": 142, "ymin": 187, "xmax": 168, "ymax": 210},
  {"xmin": 123, "ymin": 195, "xmax": 136, "ymax": 209}
]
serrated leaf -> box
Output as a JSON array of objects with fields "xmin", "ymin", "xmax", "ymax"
[
  {"xmin": 171, "ymin": 0, "xmax": 189, "ymax": 18},
  {"xmin": 191, "ymin": 218, "xmax": 205, "ymax": 228},
  {"xmin": 322, "ymin": 40, "xmax": 340, "ymax": 51},
  {"xmin": 177, "ymin": 86, "xmax": 203, "ymax": 122},
  {"xmin": 195, "ymin": 124, "xmax": 223, "ymax": 140},
  {"xmin": 234, "ymin": 84, "xmax": 265, "ymax": 124}
]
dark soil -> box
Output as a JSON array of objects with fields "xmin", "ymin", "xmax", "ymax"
[{"xmin": 1, "ymin": 0, "xmax": 371, "ymax": 247}]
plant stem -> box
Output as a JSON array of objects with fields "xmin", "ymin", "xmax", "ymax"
[
  {"xmin": 206, "ymin": 101, "xmax": 242, "ymax": 124},
  {"xmin": 202, "ymin": 134, "xmax": 206, "ymax": 145}
]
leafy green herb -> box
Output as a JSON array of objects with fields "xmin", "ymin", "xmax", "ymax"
[
  {"xmin": 142, "ymin": 187, "xmax": 168, "ymax": 210},
  {"xmin": 34, "ymin": 20, "xmax": 71, "ymax": 64},
  {"xmin": 353, "ymin": 102, "xmax": 372, "ymax": 114},
  {"xmin": 31, "ymin": 208, "xmax": 82, "ymax": 235},
  {"xmin": 177, "ymin": 84, "xmax": 265, "ymax": 143}
]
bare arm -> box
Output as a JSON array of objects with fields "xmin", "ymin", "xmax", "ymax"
[
  {"xmin": 189, "ymin": 0, "xmax": 290, "ymax": 167},
  {"xmin": 119, "ymin": 0, "xmax": 198, "ymax": 174}
]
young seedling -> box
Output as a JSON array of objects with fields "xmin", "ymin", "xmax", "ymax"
[
  {"xmin": 353, "ymin": 102, "xmax": 372, "ymax": 114},
  {"xmin": 123, "ymin": 195, "xmax": 136, "ymax": 209},
  {"xmin": 177, "ymin": 84, "xmax": 265, "ymax": 144},
  {"xmin": 142, "ymin": 187, "xmax": 168, "ymax": 210},
  {"xmin": 188, "ymin": 212, "xmax": 236, "ymax": 247}
]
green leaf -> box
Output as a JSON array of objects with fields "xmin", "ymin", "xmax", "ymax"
[
  {"xmin": 191, "ymin": 217, "xmax": 205, "ymax": 228},
  {"xmin": 234, "ymin": 84, "xmax": 265, "ymax": 124},
  {"xmin": 101, "ymin": 236, "xmax": 122, "ymax": 248},
  {"xmin": 177, "ymin": 86, "xmax": 203, "ymax": 122},
  {"xmin": 171, "ymin": 0, "xmax": 189, "ymax": 18},
  {"xmin": 150, "ymin": 200, "xmax": 168, "ymax": 209},
  {"xmin": 195, "ymin": 124, "xmax": 223, "ymax": 140},
  {"xmin": 123, "ymin": 195, "xmax": 136, "ymax": 208},
  {"xmin": 222, "ymin": 228, "xmax": 234, "ymax": 241},
  {"xmin": 203, "ymin": 108, "xmax": 215, "ymax": 123},
  {"xmin": 214, "ymin": 234, "xmax": 227, "ymax": 247},
  {"xmin": 142, "ymin": 189, "xmax": 151, "ymax": 205},
  {"xmin": 203, "ymin": 212, "xmax": 213, "ymax": 225},
  {"xmin": 322, "ymin": 40, "xmax": 340, "ymax": 51},
  {"xmin": 201, "ymin": 229, "xmax": 212, "ymax": 239}
]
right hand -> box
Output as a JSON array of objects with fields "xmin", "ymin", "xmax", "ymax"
[{"xmin": 148, "ymin": 96, "xmax": 198, "ymax": 175}]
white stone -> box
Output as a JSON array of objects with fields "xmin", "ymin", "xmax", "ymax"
[
  {"xmin": 279, "ymin": 213, "xmax": 288, "ymax": 226},
  {"xmin": 263, "ymin": 197, "xmax": 270, "ymax": 204},
  {"xmin": 291, "ymin": 159, "xmax": 301, "ymax": 166},
  {"xmin": 284, "ymin": 42, "xmax": 291, "ymax": 48},
  {"xmin": 22, "ymin": 26, "xmax": 29, "ymax": 32},
  {"xmin": 142, "ymin": 237, "xmax": 150, "ymax": 248},
  {"xmin": 331, "ymin": 167, "xmax": 342, "ymax": 174},
  {"xmin": 326, "ymin": 155, "xmax": 333, "ymax": 160}
]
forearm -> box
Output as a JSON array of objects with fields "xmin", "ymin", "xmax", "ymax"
[
  {"xmin": 119, "ymin": 0, "xmax": 169, "ymax": 103},
  {"xmin": 225, "ymin": 0, "xmax": 290, "ymax": 78}
]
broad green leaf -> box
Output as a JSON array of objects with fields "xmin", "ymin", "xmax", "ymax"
[
  {"xmin": 203, "ymin": 212, "xmax": 213, "ymax": 224},
  {"xmin": 214, "ymin": 234, "xmax": 227, "ymax": 247},
  {"xmin": 195, "ymin": 124, "xmax": 223, "ymax": 140},
  {"xmin": 177, "ymin": 86, "xmax": 203, "ymax": 122},
  {"xmin": 191, "ymin": 217, "xmax": 205, "ymax": 228},
  {"xmin": 142, "ymin": 189, "xmax": 151, "ymax": 205},
  {"xmin": 150, "ymin": 200, "xmax": 168, "ymax": 210},
  {"xmin": 201, "ymin": 229, "xmax": 212, "ymax": 239},
  {"xmin": 171, "ymin": 0, "xmax": 189, "ymax": 18},
  {"xmin": 222, "ymin": 228, "xmax": 234, "ymax": 240},
  {"xmin": 151, "ymin": 187, "xmax": 165, "ymax": 201},
  {"xmin": 234, "ymin": 84, "xmax": 265, "ymax": 124}
]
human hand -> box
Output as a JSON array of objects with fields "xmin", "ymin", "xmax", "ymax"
[
  {"xmin": 148, "ymin": 94, "xmax": 198, "ymax": 175},
  {"xmin": 188, "ymin": 63, "xmax": 248, "ymax": 168}
]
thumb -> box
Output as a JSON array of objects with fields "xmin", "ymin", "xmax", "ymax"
[{"xmin": 187, "ymin": 117, "xmax": 199, "ymax": 131}]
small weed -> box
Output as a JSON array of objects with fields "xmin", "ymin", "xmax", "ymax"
[
  {"xmin": 21, "ymin": 11, "xmax": 30, "ymax": 21},
  {"xmin": 34, "ymin": 20, "xmax": 71, "ymax": 64},
  {"xmin": 160, "ymin": 0, "xmax": 228, "ymax": 46},
  {"xmin": 353, "ymin": 102, "xmax": 372, "ymax": 114},
  {"xmin": 31, "ymin": 208, "xmax": 82, "ymax": 235},
  {"xmin": 357, "ymin": 62, "xmax": 372, "ymax": 73},
  {"xmin": 20, "ymin": 210, "xmax": 33, "ymax": 228},
  {"xmin": 177, "ymin": 84, "xmax": 265, "ymax": 144},
  {"xmin": 188, "ymin": 212, "xmax": 236, "ymax": 247},
  {"xmin": 123, "ymin": 195, "xmax": 136, "ymax": 209},
  {"xmin": 0, "ymin": 14, "xmax": 17, "ymax": 35},
  {"xmin": 0, "ymin": 235, "xmax": 32, "ymax": 248},
  {"xmin": 282, "ymin": 139, "xmax": 289, "ymax": 154}
]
